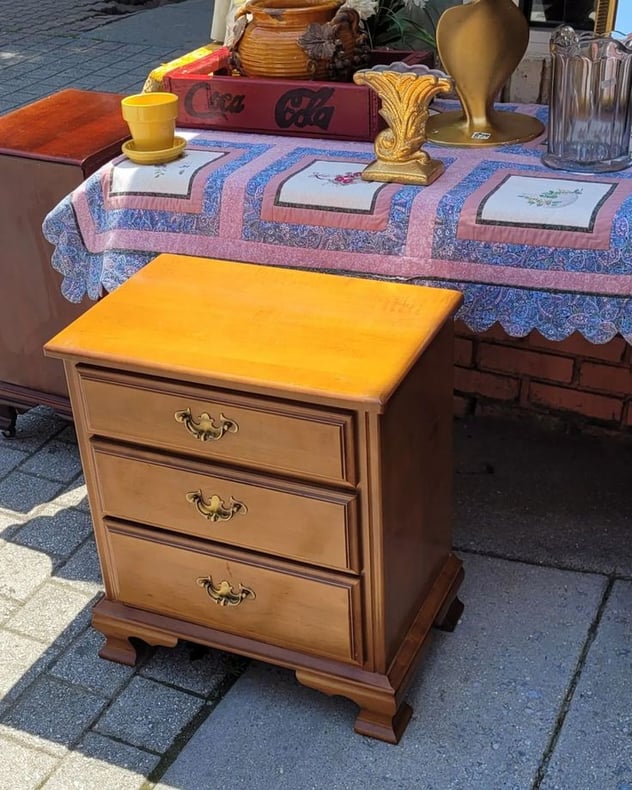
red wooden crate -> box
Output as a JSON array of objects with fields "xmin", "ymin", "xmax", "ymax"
[{"xmin": 163, "ymin": 47, "xmax": 434, "ymax": 141}]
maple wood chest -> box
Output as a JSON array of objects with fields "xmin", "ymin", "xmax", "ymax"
[{"xmin": 45, "ymin": 253, "xmax": 464, "ymax": 743}]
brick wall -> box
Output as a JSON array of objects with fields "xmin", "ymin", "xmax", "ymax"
[
  {"xmin": 472, "ymin": 55, "xmax": 632, "ymax": 433},
  {"xmin": 453, "ymin": 322, "xmax": 632, "ymax": 433}
]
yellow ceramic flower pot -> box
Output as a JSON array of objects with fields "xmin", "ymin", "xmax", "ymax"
[{"xmin": 121, "ymin": 92, "xmax": 179, "ymax": 152}]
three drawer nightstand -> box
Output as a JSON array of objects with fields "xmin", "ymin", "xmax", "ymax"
[{"xmin": 45, "ymin": 253, "xmax": 464, "ymax": 744}]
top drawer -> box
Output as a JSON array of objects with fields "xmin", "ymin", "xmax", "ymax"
[{"xmin": 76, "ymin": 367, "xmax": 356, "ymax": 485}]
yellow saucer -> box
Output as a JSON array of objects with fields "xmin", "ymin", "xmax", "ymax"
[{"xmin": 122, "ymin": 135, "xmax": 187, "ymax": 165}]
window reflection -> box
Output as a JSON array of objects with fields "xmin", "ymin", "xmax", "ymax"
[{"xmin": 519, "ymin": 0, "xmax": 596, "ymax": 30}]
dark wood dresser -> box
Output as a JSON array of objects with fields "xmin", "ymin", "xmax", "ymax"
[{"xmin": 0, "ymin": 89, "xmax": 129, "ymax": 436}]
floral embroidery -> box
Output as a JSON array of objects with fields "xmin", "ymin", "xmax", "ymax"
[
  {"xmin": 153, "ymin": 154, "xmax": 194, "ymax": 179},
  {"xmin": 519, "ymin": 187, "xmax": 583, "ymax": 208},
  {"xmin": 311, "ymin": 170, "xmax": 364, "ymax": 185}
]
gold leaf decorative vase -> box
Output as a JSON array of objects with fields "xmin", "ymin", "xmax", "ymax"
[
  {"xmin": 231, "ymin": 0, "xmax": 369, "ymax": 81},
  {"xmin": 425, "ymin": 0, "xmax": 544, "ymax": 147},
  {"xmin": 354, "ymin": 62, "xmax": 452, "ymax": 185}
]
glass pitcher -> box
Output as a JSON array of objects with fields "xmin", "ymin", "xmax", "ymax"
[{"xmin": 543, "ymin": 26, "xmax": 632, "ymax": 173}]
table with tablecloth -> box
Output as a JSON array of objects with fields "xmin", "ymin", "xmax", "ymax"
[{"xmin": 42, "ymin": 102, "xmax": 632, "ymax": 344}]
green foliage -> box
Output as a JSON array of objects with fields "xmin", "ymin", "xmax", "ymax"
[{"xmin": 366, "ymin": 0, "xmax": 437, "ymax": 49}]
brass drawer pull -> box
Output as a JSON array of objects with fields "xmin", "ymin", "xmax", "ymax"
[
  {"xmin": 196, "ymin": 576, "xmax": 256, "ymax": 607},
  {"xmin": 185, "ymin": 490, "xmax": 247, "ymax": 522},
  {"xmin": 174, "ymin": 408, "xmax": 238, "ymax": 442}
]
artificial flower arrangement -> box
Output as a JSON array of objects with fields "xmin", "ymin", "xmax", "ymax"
[{"xmin": 341, "ymin": 0, "xmax": 442, "ymax": 50}]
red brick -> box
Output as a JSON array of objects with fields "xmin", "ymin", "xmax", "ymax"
[
  {"xmin": 454, "ymin": 321, "xmax": 510, "ymax": 343},
  {"xmin": 526, "ymin": 330, "xmax": 626, "ymax": 363},
  {"xmin": 475, "ymin": 323, "xmax": 511, "ymax": 342},
  {"xmin": 479, "ymin": 344, "xmax": 574, "ymax": 383},
  {"xmin": 453, "ymin": 394, "xmax": 473, "ymax": 417},
  {"xmin": 474, "ymin": 400, "xmax": 565, "ymax": 432},
  {"xmin": 579, "ymin": 361, "xmax": 632, "ymax": 395},
  {"xmin": 625, "ymin": 402, "xmax": 632, "ymax": 427},
  {"xmin": 454, "ymin": 367, "xmax": 520, "ymax": 401},
  {"xmin": 454, "ymin": 337, "xmax": 474, "ymax": 367},
  {"xmin": 454, "ymin": 320, "xmax": 475, "ymax": 339},
  {"xmin": 529, "ymin": 381, "xmax": 623, "ymax": 423}
]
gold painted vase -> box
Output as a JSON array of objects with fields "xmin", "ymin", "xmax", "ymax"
[
  {"xmin": 426, "ymin": 0, "xmax": 544, "ymax": 146},
  {"xmin": 231, "ymin": 0, "xmax": 369, "ymax": 81}
]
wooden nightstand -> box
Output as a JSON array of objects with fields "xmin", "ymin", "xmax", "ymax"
[
  {"xmin": 45, "ymin": 253, "xmax": 464, "ymax": 744},
  {"xmin": 0, "ymin": 89, "xmax": 129, "ymax": 436}
]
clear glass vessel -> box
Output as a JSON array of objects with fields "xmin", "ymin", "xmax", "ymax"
[{"xmin": 543, "ymin": 26, "xmax": 632, "ymax": 173}]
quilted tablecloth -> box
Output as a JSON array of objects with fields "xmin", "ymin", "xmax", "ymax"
[{"xmin": 42, "ymin": 102, "xmax": 632, "ymax": 343}]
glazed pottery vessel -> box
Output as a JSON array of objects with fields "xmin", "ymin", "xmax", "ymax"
[
  {"xmin": 231, "ymin": 0, "xmax": 370, "ymax": 81},
  {"xmin": 121, "ymin": 92, "xmax": 178, "ymax": 151}
]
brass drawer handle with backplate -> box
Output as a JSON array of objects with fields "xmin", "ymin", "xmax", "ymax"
[
  {"xmin": 185, "ymin": 490, "xmax": 248, "ymax": 522},
  {"xmin": 196, "ymin": 576, "xmax": 256, "ymax": 606},
  {"xmin": 174, "ymin": 408, "xmax": 238, "ymax": 442}
]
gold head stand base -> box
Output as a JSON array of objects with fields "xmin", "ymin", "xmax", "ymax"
[
  {"xmin": 425, "ymin": 108, "xmax": 544, "ymax": 148},
  {"xmin": 428, "ymin": 0, "xmax": 546, "ymax": 148},
  {"xmin": 361, "ymin": 157, "xmax": 444, "ymax": 186}
]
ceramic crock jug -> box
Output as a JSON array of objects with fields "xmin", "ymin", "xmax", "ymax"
[
  {"xmin": 230, "ymin": 0, "xmax": 369, "ymax": 81},
  {"xmin": 543, "ymin": 26, "xmax": 632, "ymax": 172}
]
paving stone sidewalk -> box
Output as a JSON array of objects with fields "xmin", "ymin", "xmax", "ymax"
[
  {"xmin": 1, "ymin": 0, "xmax": 632, "ymax": 785},
  {"xmin": 0, "ymin": 0, "xmax": 212, "ymax": 115},
  {"xmin": 1, "ymin": 406, "xmax": 631, "ymax": 789},
  {"xmin": 0, "ymin": 2, "xmax": 242, "ymax": 784},
  {"xmin": 0, "ymin": 407, "xmax": 249, "ymax": 789}
]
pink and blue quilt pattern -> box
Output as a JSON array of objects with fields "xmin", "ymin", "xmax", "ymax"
[{"xmin": 43, "ymin": 104, "xmax": 632, "ymax": 343}]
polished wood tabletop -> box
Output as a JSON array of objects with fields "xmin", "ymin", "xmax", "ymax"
[{"xmin": 45, "ymin": 253, "xmax": 463, "ymax": 410}]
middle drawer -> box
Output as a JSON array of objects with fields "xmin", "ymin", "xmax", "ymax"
[{"xmin": 91, "ymin": 442, "xmax": 359, "ymax": 573}]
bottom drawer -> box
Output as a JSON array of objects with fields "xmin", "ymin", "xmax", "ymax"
[{"xmin": 105, "ymin": 522, "xmax": 362, "ymax": 665}]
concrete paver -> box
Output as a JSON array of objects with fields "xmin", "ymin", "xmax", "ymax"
[
  {"xmin": 20, "ymin": 439, "xmax": 84, "ymax": 482},
  {"xmin": 155, "ymin": 556, "xmax": 609, "ymax": 790},
  {"xmin": 4, "ymin": 581, "xmax": 93, "ymax": 645},
  {"xmin": 93, "ymin": 676, "xmax": 206, "ymax": 752},
  {"xmin": 0, "ymin": 736, "xmax": 57, "ymax": 790},
  {"xmin": 91, "ymin": 0, "xmax": 212, "ymax": 47},
  {"xmin": 0, "ymin": 540, "xmax": 54, "ymax": 601},
  {"xmin": 0, "ymin": 32, "xmax": 189, "ymax": 115},
  {"xmin": 0, "ymin": 631, "xmax": 56, "ymax": 702},
  {"xmin": 0, "ymin": 472, "xmax": 64, "ymax": 515},
  {"xmin": 43, "ymin": 732, "xmax": 160, "ymax": 790},
  {"xmin": 0, "ymin": 1, "xmax": 631, "ymax": 785},
  {"xmin": 11, "ymin": 507, "xmax": 93, "ymax": 557},
  {"xmin": 455, "ymin": 415, "xmax": 632, "ymax": 576},
  {"xmin": 0, "ymin": 408, "xmax": 67, "ymax": 453},
  {"xmin": 53, "ymin": 536, "xmax": 104, "ymax": 595},
  {"xmin": 50, "ymin": 628, "xmax": 136, "ymax": 697},
  {"xmin": 0, "ymin": 405, "xmax": 243, "ymax": 788},
  {"xmin": 140, "ymin": 641, "xmax": 246, "ymax": 696},
  {"xmin": 0, "ymin": 351, "xmax": 629, "ymax": 790},
  {"xmin": 0, "ymin": 595, "xmax": 18, "ymax": 624},
  {"xmin": 55, "ymin": 478, "xmax": 91, "ymax": 512},
  {"xmin": 0, "ymin": 0, "xmax": 212, "ymax": 114},
  {"xmin": 540, "ymin": 580, "xmax": 632, "ymax": 790},
  {"xmin": 0, "ymin": 675, "xmax": 108, "ymax": 756},
  {"xmin": 0, "ymin": 446, "xmax": 29, "ymax": 477}
]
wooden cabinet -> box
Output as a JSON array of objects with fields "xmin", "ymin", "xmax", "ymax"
[
  {"xmin": 0, "ymin": 89, "xmax": 129, "ymax": 436},
  {"xmin": 45, "ymin": 253, "xmax": 464, "ymax": 744}
]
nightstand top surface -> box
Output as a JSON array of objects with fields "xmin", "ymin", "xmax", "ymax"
[
  {"xmin": 45, "ymin": 254, "xmax": 462, "ymax": 408},
  {"xmin": 0, "ymin": 89, "xmax": 128, "ymax": 166}
]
